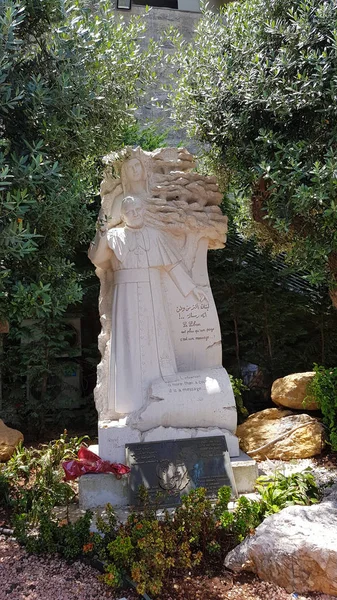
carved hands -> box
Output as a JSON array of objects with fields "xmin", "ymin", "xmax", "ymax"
[{"xmin": 193, "ymin": 288, "xmax": 208, "ymax": 303}]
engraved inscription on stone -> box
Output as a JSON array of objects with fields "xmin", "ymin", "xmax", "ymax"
[
  {"xmin": 176, "ymin": 301, "xmax": 216, "ymax": 344},
  {"xmin": 126, "ymin": 436, "xmax": 235, "ymax": 507}
]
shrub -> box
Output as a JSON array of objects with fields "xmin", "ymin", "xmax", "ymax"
[
  {"xmin": 229, "ymin": 375, "xmax": 249, "ymax": 422},
  {"xmin": 14, "ymin": 510, "xmax": 93, "ymax": 558},
  {"xmin": 309, "ymin": 365, "xmax": 337, "ymax": 450},
  {"xmin": 0, "ymin": 431, "xmax": 87, "ymax": 523},
  {"xmin": 169, "ymin": 0, "xmax": 337, "ymax": 307}
]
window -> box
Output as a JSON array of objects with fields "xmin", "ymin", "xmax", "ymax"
[{"xmin": 132, "ymin": 0, "xmax": 178, "ymax": 8}]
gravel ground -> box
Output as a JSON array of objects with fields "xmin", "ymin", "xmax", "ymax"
[{"xmin": 0, "ymin": 536, "xmax": 138, "ymax": 600}]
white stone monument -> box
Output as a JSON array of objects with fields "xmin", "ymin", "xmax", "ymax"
[{"xmin": 81, "ymin": 147, "xmax": 256, "ymax": 508}]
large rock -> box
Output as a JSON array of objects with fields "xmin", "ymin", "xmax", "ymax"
[
  {"xmin": 225, "ymin": 487, "xmax": 337, "ymax": 596},
  {"xmin": 0, "ymin": 419, "xmax": 23, "ymax": 461},
  {"xmin": 271, "ymin": 372, "xmax": 318, "ymax": 410},
  {"xmin": 236, "ymin": 408, "xmax": 324, "ymax": 460}
]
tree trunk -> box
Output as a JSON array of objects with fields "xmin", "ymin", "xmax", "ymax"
[
  {"xmin": 329, "ymin": 289, "xmax": 337, "ymax": 310},
  {"xmin": 328, "ymin": 252, "xmax": 337, "ymax": 309}
]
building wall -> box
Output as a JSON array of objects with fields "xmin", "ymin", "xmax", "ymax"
[{"xmin": 117, "ymin": 4, "xmax": 201, "ymax": 147}]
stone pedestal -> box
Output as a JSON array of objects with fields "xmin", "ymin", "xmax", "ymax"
[
  {"xmin": 98, "ymin": 422, "xmax": 239, "ymax": 463},
  {"xmin": 78, "ymin": 424, "xmax": 258, "ymax": 509},
  {"xmin": 79, "ymin": 447, "xmax": 258, "ymax": 510}
]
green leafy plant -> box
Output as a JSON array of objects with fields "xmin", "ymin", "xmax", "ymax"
[
  {"xmin": 255, "ymin": 469, "xmax": 320, "ymax": 516},
  {"xmin": 0, "ymin": 472, "xmax": 11, "ymax": 509},
  {"xmin": 217, "ymin": 495, "xmax": 262, "ymax": 542},
  {"xmin": 1, "ymin": 0, "xmax": 161, "ymax": 436},
  {"xmin": 229, "ymin": 375, "xmax": 249, "ymax": 422},
  {"xmin": 14, "ymin": 510, "xmax": 93, "ymax": 558},
  {"xmin": 1, "ymin": 431, "xmax": 94, "ymax": 558},
  {"xmin": 1, "ymin": 431, "xmax": 88, "ymax": 523},
  {"xmin": 308, "ymin": 365, "xmax": 337, "ymax": 450}
]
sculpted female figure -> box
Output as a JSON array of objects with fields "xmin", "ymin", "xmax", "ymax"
[
  {"xmin": 100, "ymin": 154, "xmax": 149, "ymax": 229},
  {"xmin": 89, "ymin": 195, "xmax": 206, "ymax": 416}
]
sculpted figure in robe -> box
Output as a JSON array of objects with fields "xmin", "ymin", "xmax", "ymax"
[
  {"xmin": 89, "ymin": 147, "xmax": 228, "ymax": 421},
  {"xmin": 90, "ymin": 194, "xmax": 206, "ymax": 416}
]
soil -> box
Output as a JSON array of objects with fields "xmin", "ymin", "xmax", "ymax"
[
  {"xmin": 160, "ymin": 572, "xmax": 335, "ymax": 600},
  {"xmin": 0, "ymin": 536, "xmax": 138, "ymax": 600}
]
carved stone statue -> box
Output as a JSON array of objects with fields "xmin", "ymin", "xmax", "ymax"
[
  {"xmin": 90, "ymin": 195, "xmax": 206, "ymax": 415},
  {"xmin": 88, "ymin": 147, "xmax": 239, "ymax": 503}
]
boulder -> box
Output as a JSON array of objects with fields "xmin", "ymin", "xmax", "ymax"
[
  {"xmin": 225, "ymin": 487, "xmax": 337, "ymax": 596},
  {"xmin": 0, "ymin": 419, "xmax": 23, "ymax": 461},
  {"xmin": 271, "ymin": 372, "xmax": 318, "ymax": 410},
  {"xmin": 236, "ymin": 408, "xmax": 324, "ymax": 460}
]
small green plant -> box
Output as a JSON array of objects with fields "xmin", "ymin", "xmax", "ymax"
[
  {"xmin": 229, "ymin": 375, "xmax": 249, "ymax": 423},
  {"xmin": 14, "ymin": 510, "xmax": 93, "ymax": 558},
  {"xmin": 308, "ymin": 364, "xmax": 337, "ymax": 450},
  {"xmin": 255, "ymin": 469, "xmax": 320, "ymax": 516},
  {"xmin": 0, "ymin": 431, "xmax": 88, "ymax": 524},
  {"xmin": 0, "ymin": 473, "xmax": 11, "ymax": 508},
  {"xmin": 216, "ymin": 493, "xmax": 262, "ymax": 542}
]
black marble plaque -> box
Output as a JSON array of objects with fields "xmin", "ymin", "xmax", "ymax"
[{"xmin": 126, "ymin": 436, "xmax": 236, "ymax": 507}]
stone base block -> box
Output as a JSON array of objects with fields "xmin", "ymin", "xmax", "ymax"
[
  {"xmin": 79, "ymin": 473, "xmax": 128, "ymax": 509},
  {"xmin": 78, "ymin": 450, "xmax": 258, "ymax": 510},
  {"xmin": 231, "ymin": 451, "xmax": 259, "ymax": 494},
  {"xmin": 79, "ymin": 432, "xmax": 257, "ymax": 510},
  {"xmin": 98, "ymin": 421, "xmax": 240, "ymax": 463}
]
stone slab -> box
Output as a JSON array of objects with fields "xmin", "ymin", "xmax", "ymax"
[
  {"xmin": 128, "ymin": 367, "xmax": 237, "ymax": 433},
  {"xmin": 79, "ymin": 472, "xmax": 128, "ymax": 509},
  {"xmin": 126, "ymin": 436, "xmax": 237, "ymax": 507}
]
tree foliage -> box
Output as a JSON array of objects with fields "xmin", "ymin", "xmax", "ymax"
[
  {"xmin": 169, "ymin": 0, "xmax": 337, "ymax": 306},
  {"xmin": 0, "ymin": 0, "xmax": 160, "ymax": 433}
]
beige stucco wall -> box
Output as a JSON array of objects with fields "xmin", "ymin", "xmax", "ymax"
[{"xmin": 116, "ymin": 4, "xmax": 201, "ymax": 147}]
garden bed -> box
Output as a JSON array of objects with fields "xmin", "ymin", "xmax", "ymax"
[
  {"xmin": 1, "ymin": 536, "xmax": 336, "ymax": 600},
  {"xmin": 1, "ymin": 434, "xmax": 337, "ymax": 600}
]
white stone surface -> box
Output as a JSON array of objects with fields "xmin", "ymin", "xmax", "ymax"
[
  {"xmin": 231, "ymin": 452, "xmax": 259, "ymax": 494},
  {"xmin": 98, "ymin": 420, "xmax": 141, "ymax": 464},
  {"xmin": 79, "ymin": 473, "xmax": 128, "ymax": 509},
  {"xmin": 128, "ymin": 367, "xmax": 236, "ymax": 433}
]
